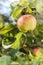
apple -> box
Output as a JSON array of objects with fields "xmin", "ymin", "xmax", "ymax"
[
  {"xmin": 33, "ymin": 48, "xmax": 41, "ymax": 55},
  {"xmin": 17, "ymin": 15, "xmax": 37, "ymax": 32}
]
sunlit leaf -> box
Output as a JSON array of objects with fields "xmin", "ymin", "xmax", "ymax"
[
  {"xmin": 0, "ymin": 24, "xmax": 14, "ymax": 34},
  {"xmin": 11, "ymin": 32, "xmax": 23, "ymax": 49},
  {"xmin": 29, "ymin": 0, "xmax": 43, "ymax": 13},
  {"xmin": 27, "ymin": 8, "xmax": 32, "ymax": 13},
  {"xmin": 0, "ymin": 22, "xmax": 4, "ymax": 29},
  {"xmin": 11, "ymin": 7, "xmax": 23, "ymax": 18},
  {"xmin": 36, "ymin": 0, "xmax": 43, "ymax": 13}
]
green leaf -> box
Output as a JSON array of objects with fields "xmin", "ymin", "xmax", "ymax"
[
  {"xmin": 0, "ymin": 22, "xmax": 4, "ymax": 29},
  {"xmin": 0, "ymin": 55, "xmax": 11, "ymax": 65},
  {"xmin": 27, "ymin": 8, "xmax": 32, "ymax": 13},
  {"xmin": 15, "ymin": 32, "xmax": 23, "ymax": 39},
  {"xmin": 36, "ymin": 0, "xmax": 43, "ymax": 13},
  {"xmin": 0, "ymin": 24, "xmax": 14, "ymax": 34},
  {"xmin": 11, "ymin": 32, "xmax": 23, "ymax": 49},
  {"xmin": 20, "ymin": 0, "xmax": 29, "ymax": 6},
  {"xmin": 11, "ymin": 7, "xmax": 23, "ymax": 18},
  {"xmin": 38, "ymin": 24, "xmax": 43, "ymax": 32},
  {"xmin": 28, "ymin": 0, "xmax": 43, "ymax": 13}
]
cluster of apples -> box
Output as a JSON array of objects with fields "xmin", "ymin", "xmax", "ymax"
[{"xmin": 17, "ymin": 15, "xmax": 37, "ymax": 32}]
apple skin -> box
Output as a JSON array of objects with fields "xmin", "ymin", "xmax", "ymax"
[
  {"xmin": 33, "ymin": 48, "xmax": 41, "ymax": 55},
  {"xmin": 17, "ymin": 15, "xmax": 37, "ymax": 32}
]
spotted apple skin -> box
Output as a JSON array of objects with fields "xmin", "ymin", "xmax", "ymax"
[{"xmin": 17, "ymin": 15, "xmax": 37, "ymax": 32}]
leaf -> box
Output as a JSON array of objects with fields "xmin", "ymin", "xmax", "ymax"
[
  {"xmin": 0, "ymin": 24, "xmax": 14, "ymax": 34},
  {"xmin": 0, "ymin": 55, "xmax": 11, "ymax": 65},
  {"xmin": 27, "ymin": 8, "xmax": 32, "ymax": 13},
  {"xmin": 11, "ymin": 7, "xmax": 23, "ymax": 18},
  {"xmin": 38, "ymin": 24, "xmax": 43, "ymax": 32},
  {"xmin": 28, "ymin": 0, "xmax": 43, "ymax": 13},
  {"xmin": 36, "ymin": 0, "xmax": 43, "ymax": 13},
  {"xmin": 0, "ymin": 22, "xmax": 4, "ymax": 29},
  {"xmin": 20, "ymin": 0, "xmax": 29, "ymax": 6},
  {"xmin": 11, "ymin": 32, "xmax": 23, "ymax": 49},
  {"xmin": 11, "ymin": 62, "xmax": 19, "ymax": 65},
  {"xmin": 15, "ymin": 32, "xmax": 23, "ymax": 39}
]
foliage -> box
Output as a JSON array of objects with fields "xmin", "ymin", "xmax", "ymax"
[
  {"xmin": 0, "ymin": 55, "xmax": 11, "ymax": 65},
  {"xmin": 0, "ymin": 0, "xmax": 43, "ymax": 65}
]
